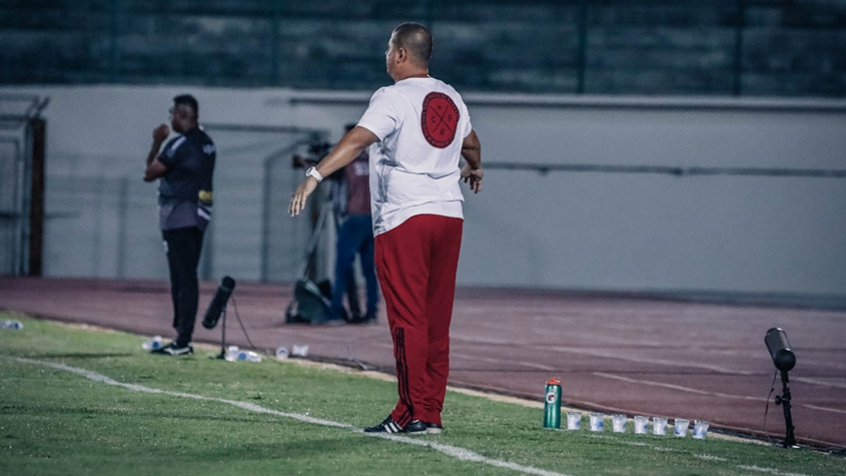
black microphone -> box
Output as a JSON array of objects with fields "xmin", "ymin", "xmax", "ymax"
[{"xmin": 202, "ymin": 276, "xmax": 236, "ymax": 329}]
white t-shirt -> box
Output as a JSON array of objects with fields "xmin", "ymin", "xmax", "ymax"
[{"xmin": 357, "ymin": 76, "xmax": 473, "ymax": 236}]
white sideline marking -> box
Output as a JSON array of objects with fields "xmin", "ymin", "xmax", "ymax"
[
  {"xmin": 13, "ymin": 358, "xmax": 569, "ymax": 476},
  {"xmin": 737, "ymin": 465, "xmax": 808, "ymax": 476},
  {"xmin": 694, "ymin": 454, "xmax": 727, "ymax": 462},
  {"xmin": 590, "ymin": 434, "xmax": 808, "ymax": 476}
]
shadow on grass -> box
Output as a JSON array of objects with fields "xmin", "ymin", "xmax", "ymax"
[
  {"xmin": 36, "ymin": 353, "xmax": 135, "ymax": 359},
  {"xmin": 182, "ymin": 436, "xmax": 390, "ymax": 462},
  {"xmin": 0, "ymin": 402, "xmax": 277, "ymax": 425}
]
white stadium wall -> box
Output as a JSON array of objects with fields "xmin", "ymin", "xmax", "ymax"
[{"xmin": 2, "ymin": 85, "xmax": 844, "ymax": 300}]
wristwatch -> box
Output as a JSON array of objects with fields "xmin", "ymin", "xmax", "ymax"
[{"xmin": 305, "ymin": 166, "xmax": 323, "ymax": 183}]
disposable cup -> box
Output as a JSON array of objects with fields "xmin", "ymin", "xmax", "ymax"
[
  {"xmin": 674, "ymin": 418, "xmax": 689, "ymax": 437},
  {"xmin": 566, "ymin": 412, "xmax": 581, "ymax": 431},
  {"xmin": 693, "ymin": 420, "xmax": 710, "ymax": 440},
  {"xmin": 275, "ymin": 346, "xmax": 289, "ymax": 360},
  {"xmin": 634, "ymin": 415, "xmax": 649, "ymax": 435},
  {"xmin": 653, "ymin": 417, "xmax": 668, "ymax": 436},
  {"xmin": 612, "ymin": 414, "xmax": 627, "ymax": 433},
  {"xmin": 292, "ymin": 344, "xmax": 309, "ymax": 357},
  {"xmin": 589, "ymin": 412, "xmax": 604, "ymax": 432}
]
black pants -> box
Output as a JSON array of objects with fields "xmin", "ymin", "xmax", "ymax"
[{"xmin": 163, "ymin": 227, "xmax": 205, "ymax": 347}]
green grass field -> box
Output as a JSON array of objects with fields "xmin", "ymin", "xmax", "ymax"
[{"xmin": 1, "ymin": 313, "xmax": 844, "ymax": 476}]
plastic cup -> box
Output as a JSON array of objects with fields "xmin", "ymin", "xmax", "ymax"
[
  {"xmin": 612, "ymin": 414, "xmax": 627, "ymax": 433},
  {"xmin": 653, "ymin": 417, "xmax": 668, "ymax": 436},
  {"xmin": 674, "ymin": 418, "xmax": 689, "ymax": 437},
  {"xmin": 275, "ymin": 346, "xmax": 289, "ymax": 360},
  {"xmin": 566, "ymin": 412, "xmax": 581, "ymax": 430},
  {"xmin": 589, "ymin": 413, "xmax": 604, "ymax": 432},
  {"xmin": 693, "ymin": 420, "xmax": 710, "ymax": 440},
  {"xmin": 634, "ymin": 415, "xmax": 649, "ymax": 435}
]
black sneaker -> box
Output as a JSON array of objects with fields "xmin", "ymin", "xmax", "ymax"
[
  {"xmin": 364, "ymin": 416, "xmax": 404, "ymax": 434},
  {"xmin": 363, "ymin": 417, "xmax": 427, "ymax": 434},
  {"xmin": 164, "ymin": 343, "xmax": 193, "ymax": 356},
  {"xmin": 404, "ymin": 420, "xmax": 427, "ymax": 434},
  {"xmin": 425, "ymin": 422, "xmax": 444, "ymax": 435},
  {"xmin": 151, "ymin": 343, "xmax": 193, "ymax": 356}
]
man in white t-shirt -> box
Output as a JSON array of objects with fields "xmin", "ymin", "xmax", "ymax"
[{"xmin": 289, "ymin": 22, "xmax": 483, "ymax": 435}]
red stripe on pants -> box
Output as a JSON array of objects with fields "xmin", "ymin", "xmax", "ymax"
[{"xmin": 376, "ymin": 214, "xmax": 463, "ymax": 427}]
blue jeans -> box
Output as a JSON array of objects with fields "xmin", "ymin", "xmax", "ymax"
[{"xmin": 331, "ymin": 214, "xmax": 378, "ymax": 320}]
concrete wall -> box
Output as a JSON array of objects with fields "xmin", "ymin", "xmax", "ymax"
[{"xmin": 2, "ymin": 84, "xmax": 844, "ymax": 299}]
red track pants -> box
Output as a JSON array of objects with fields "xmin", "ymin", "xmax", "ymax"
[{"xmin": 375, "ymin": 214, "xmax": 463, "ymax": 427}]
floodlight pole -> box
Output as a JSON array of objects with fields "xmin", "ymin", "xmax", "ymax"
[
  {"xmin": 216, "ymin": 305, "xmax": 228, "ymax": 360},
  {"xmin": 775, "ymin": 370, "xmax": 797, "ymax": 448}
]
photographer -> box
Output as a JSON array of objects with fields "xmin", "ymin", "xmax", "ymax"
[{"xmin": 329, "ymin": 124, "xmax": 379, "ymax": 324}]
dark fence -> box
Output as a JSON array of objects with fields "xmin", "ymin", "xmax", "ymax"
[{"xmin": 2, "ymin": 0, "xmax": 845, "ymax": 96}]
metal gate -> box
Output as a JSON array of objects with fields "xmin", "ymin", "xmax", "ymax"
[{"xmin": 0, "ymin": 95, "xmax": 48, "ymax": 276}]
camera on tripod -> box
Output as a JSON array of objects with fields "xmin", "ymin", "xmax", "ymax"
[{"xmin": 292, "ymin": 141, "xmax": 331, "ymax": 170}]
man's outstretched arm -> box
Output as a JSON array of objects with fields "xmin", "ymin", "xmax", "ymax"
[{"xmin": 289, "ymin": 126, "xmax": 379, "ymax": 216}]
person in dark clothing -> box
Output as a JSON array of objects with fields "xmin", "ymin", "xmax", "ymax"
[
  {"xmin": 330, "ymin": 124, "xmax": 379, "ymax": 323},
  {"xmin": 143, "ymin": 94, "xmax": 216, "ymax": 356}
]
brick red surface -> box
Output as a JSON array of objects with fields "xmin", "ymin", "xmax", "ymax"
[{"xmin": 1, "ymin": 277, "xmax": 844, "ymax": 448}]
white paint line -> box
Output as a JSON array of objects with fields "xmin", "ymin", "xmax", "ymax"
[
  {"xmin": 801, "ymin": 404, "xmax": 846, "ymax": 415},
  {"xmin": 737, "ymin": 465, "xmax": 808, "ymax": 476},
  {"xmin": 13, "ymin": 357, "xmax": 569, "ymax": 476},
  {"xmin": 369, "ymin": 340, "xmax": 558, "ymax": 372},
  {"xmin": 594, "ymin": 372, "xmax": 846, "ymax": 418},
  {"xmin": 595, "ymin": 435, "xmax": 807, "ymax": 476},
  {"xmin": 554, "ymin": 346, "xmax": 756, "ymax": 375},
  {"xmin": 694, "ymin": 454, "xmax": 728, "ymax": 462},
  {"xmin": 450, "ymin": 351, "xmax": 556, "ymax": 371},
  {"xmin": 592, "ymin": 372, "xmax": 766, "ymax": 402},
  {"xmin": 793, "ymin": 377, "xmax": 846, "ymax": 390}
]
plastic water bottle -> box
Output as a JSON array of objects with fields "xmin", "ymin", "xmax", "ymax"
[
  {"xmin": 142, "ymin": 335, "xmax": 163, "ymax": 350},
  {"xmin": 543, "ymin": 377, "xmax": 562, "ymax": 429},
  {"xmin": 235, "ymin": 350, "xmax": 261, "ymax": 362},
  {"xmin": 225, "ymin": 346, "xmax": 261, "ymax": 362},
  {"xmin": 225, "ymin": 345, "xmax": 240, "ymax": 362},
  {"xmin": 0, "ymin": 320, "xmax": 23, "ymax": 330}
]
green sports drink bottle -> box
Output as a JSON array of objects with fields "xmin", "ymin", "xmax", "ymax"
[{"xmin": 543, "ymin": 377, "xmax": 562, "ymax": 429}]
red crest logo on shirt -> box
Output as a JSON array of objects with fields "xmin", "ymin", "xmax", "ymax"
[{"xmin": 421, "ymin": 92, "xmax": 459, "ymax": 148}]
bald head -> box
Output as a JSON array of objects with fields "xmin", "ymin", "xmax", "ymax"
[{"xmin": 391, "ymin": 23, "xmax": 432, "ymax": 68}]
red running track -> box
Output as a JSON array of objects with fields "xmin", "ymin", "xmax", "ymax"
[{"xmin": 1, "ymin": 277, "xmax": 844, "ymax": 449}]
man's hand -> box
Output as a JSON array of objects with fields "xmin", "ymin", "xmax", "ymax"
[
  {"xmin": 289, "ymin": 177, "xmax": 319, "ymax": 216},
  {"xmin": 145, "ymin": 124, "xmax": 170, "ymax": 182},
  {"xmin": 461, "ymin": 163, "xmax": 483, "ymax": 194},
  {"xmin": 153, "ymin": 124, "xmax": 170, "ymax": 143}
]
